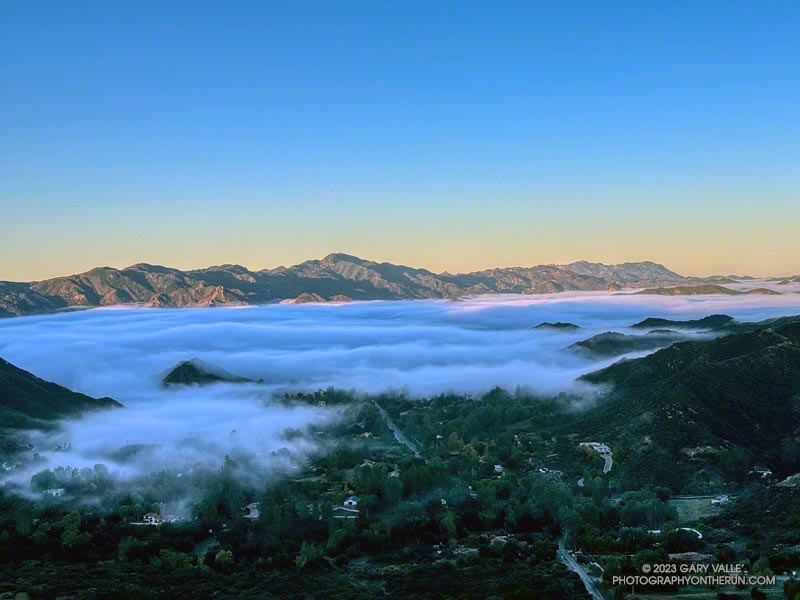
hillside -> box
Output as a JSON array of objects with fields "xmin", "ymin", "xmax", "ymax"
[
  {"xmin": 0, "ymin": 357, "xmax": 122, "ymax": 428},
  {"xmin": 0, "ymin": 254, "xmax": 712, "ymax": 317},
  {"xmin": 631, "ymin": 314, "xmax": 738, "ymax": 331},
  {"xmin": 162, "ymin": 359, "xmax": 257, "ymax": 387},
  {"xmin": 568, "ymin": 330, "xmax": 695, "ymax": 358},
  {"xmin": 633, "ymin": 284, "xmax": 780, "ymax": 296},
  {"xmin": 577, "ymin": 317, "xmax": 800, "ymax": 492}
]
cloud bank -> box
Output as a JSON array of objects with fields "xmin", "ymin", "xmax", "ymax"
[{"xmin": 1, "ymin": 286, "xmax": 799, "ymax": 490}]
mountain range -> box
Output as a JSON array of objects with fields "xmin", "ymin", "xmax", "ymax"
[{"xmin": 0, "ymin": 254, "xmax": 758, "ymax": 318}]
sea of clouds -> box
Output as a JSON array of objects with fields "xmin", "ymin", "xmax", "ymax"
[{"xmin": 1, "ymin": 286, "xmax": 799, "ymax": 487}]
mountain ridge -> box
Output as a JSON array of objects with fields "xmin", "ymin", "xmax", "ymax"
[
  {"xmin": 575, "ymin": 316, "xmax": 800, "ymax": 492},
  {"xmin": 0, "ymin": 357, "xmax": 122, "ymax": 428},
  {"xmin": 0, "ymin": 253, "xmax": 777, "ymax": 318}
]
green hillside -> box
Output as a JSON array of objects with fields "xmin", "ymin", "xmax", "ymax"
[{"xmin": 0, "ymin": 357, "xmax": 121, "ymax": 428}]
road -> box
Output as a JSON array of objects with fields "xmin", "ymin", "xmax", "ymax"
[
  {"xmin": 601, "ymin": 453, "xmax": 612, "ymax": 474},
  {"xmin": 670, "ymin": 494, "xmax": 718, "ymax": 500},
  {"xmin": 678, "ymin": 527, "xmax": 703, "ymax": 539},
  {"xmin": 372, "ymin": 401, "xmax": 423, "ymax": 460},
  {"xmin": 557, "ymin": 539, "xmax": 606, "ymax": 600}
]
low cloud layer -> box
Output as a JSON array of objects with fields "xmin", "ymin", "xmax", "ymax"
[{"xmin": 1, "ymin": 286, "xmax": 799, "ymax": 491}]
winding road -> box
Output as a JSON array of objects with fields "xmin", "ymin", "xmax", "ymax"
[{"xmin": 601, "ymin": 453, "xmax": 613, "ymax": 474}]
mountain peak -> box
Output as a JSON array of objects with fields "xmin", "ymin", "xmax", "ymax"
[{"xmin": 320, "ymin": 252, "xmax": 365, "ymax": 264}]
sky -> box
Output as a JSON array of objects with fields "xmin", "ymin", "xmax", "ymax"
[{"xmin": 1, "ymin": 1, "xmax": 799, "ymax": 281}]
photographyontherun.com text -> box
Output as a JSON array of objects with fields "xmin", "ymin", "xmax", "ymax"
[{"xmin": 612, "ymin": 563, "xmax": 776, "ymax": 588}]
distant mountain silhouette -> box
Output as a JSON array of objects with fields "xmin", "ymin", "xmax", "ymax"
[
  {"xmin": 632, "ymin": 284, "xmax": 779, "ymax": 296},
  {"xmin": 0, "ymin": 253, "xmax": 779, "ymax": 317}
]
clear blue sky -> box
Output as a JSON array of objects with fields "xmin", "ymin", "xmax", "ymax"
[{"xmin": 2, "ymin": 1, "xmax": 799, "ymax": 279}]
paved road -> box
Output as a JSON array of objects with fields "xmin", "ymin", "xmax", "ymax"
[
  {"xmin": 601, "ymin": 453, "xmax": 612, "ymax": 474},
  {"xmin": 670, "ymin": 494, "xmax": 718, "ymax": 500},
  {"xmin": 557, "ymin": 539, "xmax": 605, "ymax": 600},
  {"xmin": 372, "ymin": 401, "xmax": 423, "ymax": 460},
  {"xmin": 678, "ymin": 527, "xmax": 703, "ymax": 539}
]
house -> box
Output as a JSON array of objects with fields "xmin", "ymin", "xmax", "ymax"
[
  {"xmin": 136, "ymin": 512, "xmax": 180, "ymax": 525},
  {"xmin": 580, "ymin": 442, "xmax": 611, "ymax": 455},
  {"xmin": 332, "ymin": 506, "xmax": 359, "ymax": 519},
  {"xmin": 243, "ymin": 502, "xmax": 261, "ymax": 520},
  {"xmin": 42, "ymin": 488, "xmax": 66, "ymax": 497},
  {"xmin": 711, "ymin": 495, "xmax": 729, "ymax": 505},
  {"xmin": 537, "ymin": 467, "xmax": 562, "ymax": 476},
  {"xmin": 344, "ymin": 495, "xmax": 360, "ymax": 507},
  {"xmin": 388, "ymin": 469, "xmax": 400, "ymax": 478},
  {"xmin": 749, "ymin": 467, "xmax": 773, "ymax": 478},
  {"xmin": 493, "ymin": 464, "xmax": 505, "ymax": 474},
  {"xmin": 360, "ymin": 459, "xmax": 375, "ymax": 468}
]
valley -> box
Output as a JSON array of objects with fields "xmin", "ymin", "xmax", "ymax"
[{"xmin": 1, "ymin": 294, "xmax": 799, "ymax": 599}]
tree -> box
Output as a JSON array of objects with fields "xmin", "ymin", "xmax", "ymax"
[
  {"xmin": 30, "ymin": 469, "xmax": 57, "ymax": 492},
  {"xmin": 379, "ymin": 476, "xmax": 403, "ymax": 504},
  {"xmin": 60, "ymin": 511, "xmax": 91, "ymax": 558},
  {"xmin": 118, "ymin": 536, "xmax": 148, "ymax": 562},
  {"xmin": 752, "ymin": 556, "xmax": 773, "ymax": 577},
  {"xmin": 151, "ymin": 549, "xmax": 195, "ymax": 571},
  {"xmin": 326, "ymin": 527, "xmax": 350, "ymax": 556},
  {"xmin": 214, "ymin": 549, "xmax": 234, "ymax": 572},
  {"xmin": 438, "ymin": 510, "xmax": 457, "ymax": 538},
  {"xmin": 783, "ymin": 578, "xmax": 800, "ymax": 599},
  {"xmin": 447, "ymin": 432, "xmax": 465, "ymax": 453},
  {"xmin": 294, "ymin": 541, "xmax": 324, "ymax": 569}
]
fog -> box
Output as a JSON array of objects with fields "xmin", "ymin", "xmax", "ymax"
[{"xmin": 1, "ymin": 288, "xmax": 799, "ymax": 493}]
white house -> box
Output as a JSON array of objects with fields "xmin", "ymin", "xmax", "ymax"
[
  {"xmin": 580, "ymin": 442, "xmax": 611, "ymax": 455},
  {"xmin": 344, "ymin": 495, "xmax": 360, "ymax": 507},
  {"xmin": 42, "ymin": 488, "xmax": 66, "ymax": 497},
  {"xmin": 749, "ymin": 467, "xmax": 772, "ymax": 478},
  {"xmin": 132, "ymin": 512, "xmax": 180, "ymax": 526}
]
